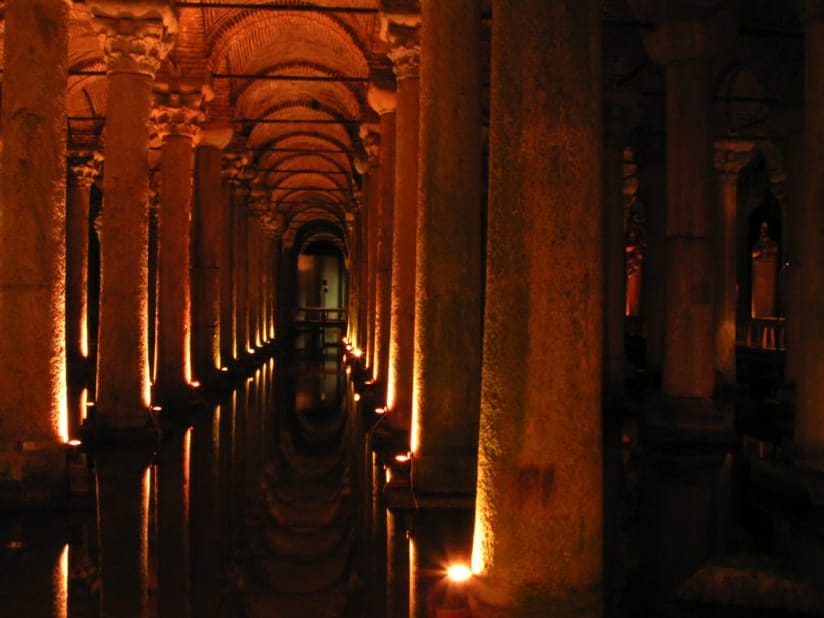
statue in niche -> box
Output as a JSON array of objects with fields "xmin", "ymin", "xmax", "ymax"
[{"xmin": 751, "ymin": 221, "xmax": 779, "ymax": 318}]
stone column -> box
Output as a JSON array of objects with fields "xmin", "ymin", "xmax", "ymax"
[
  {"xmin": 234, "ymin": 185, "xmax": 250, "ymax": 356},
  {"xmin": 151, "ymin": 96, "xmax": 202, "ymax": 401},
  {"xmin": 363, "ymin": 134, "xmax": 381, "ymax": 370},
  {"xmin": 712, "ymin": 141, "xmax": 753, "ymax": 390},
  {"xmin": 470, "ymin": 1, "xmax": 603, "ymax": 615},
  {"xmin": 386, "ymin": 26, "xmax": 420, "ymax": 434},
  {"xmin": 219, "ymin": 165, "xmax": 238, "ymax": 364},
  {"xmin": 192, "ymin": 125, "xmax": 233, "ymax": 382},
  {"xmin": 796, "ymin": 3, "xmax": 824, "ymax": 460},
  {"xmin": 645, "ymin": 20, "xmax": 715, "ymax": 402},
  {"xmin": 412, "ymin": 0, "xmax": 482, "ymax": 493},
  {"xmin": 368, "ymin": 84, "xmax": 397, "ymax": 390},
  {"xmin": 640, "ymin": 155, "xmax": 667, "ymax": 376},
  {"xmin": 0, "ymin": 0, "xmax": 70, "ymax": 497},
  {"xmin": 67, "ymin": 154, "xmax": 102, "ymax": 438},
  {"xmin": 262, "ymin": 216, "xmax": 283, "ymax": 342},
  {"xmin": 90, "ymin": 0, "xmax": 177, "ymax": 426},
  {"xmin": 247, "ymin": 194, "xmax": 266, "ymax": 350}
]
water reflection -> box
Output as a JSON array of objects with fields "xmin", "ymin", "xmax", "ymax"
[{"xmin": 0, "ymin": 346, "xmax": 360, "ymax": 618}]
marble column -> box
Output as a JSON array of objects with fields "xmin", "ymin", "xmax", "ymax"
[
  {"xmin": 368, "ymin": 84, "xmax": 397, "ymax": 391},
  {"xmin": 412, "ymin": 0, "xmax": 482, "ymax": 493},
  {"xmin": 386, "ymin": 27, "xmax": 420, "ymax": 434},
  {"xmin": 233, "ymin": 185, "xmax": 250, "ymax": 356},
  {"xmin": 67, "ymin": 154, "xmax": 102, "ymax": 439},
  {"xmin": 0, "ymin": 0, "xmax": 69, "ymax": 496},
  {"xmin": 796, "ymin": 3, "xmax": 824, "ymax": 460},
  {"xmin": 712, "ymin": 141, "xmax": 753, "ymax": 390},
  {"xmin": 151, "ymin": 98, "xmax": 202, "ymax": 400},
  {"xmin": 364, "ymin": 134, "xmax": 381, "ymax": 370},
  {"xmin": 192, "ymin": 126, "xmax": 232, "ymax": 382},
  {"xmin": 90, "ymin": 0, "xmax": 177, "ymax": 425},
  {"xmin": 470, "ymin": 1, "xmax": 603, "ymax": 614},
  {"xmin": 219, "ymin": 164, "xmax": 239, "ymax": 364},
  {"xmin": 646, "ymin": 20, "xmax": 715, "ymax": 402}
]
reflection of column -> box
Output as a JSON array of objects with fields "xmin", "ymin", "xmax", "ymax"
[
  {"xmin": 470, "ymin": 1, "xmax": 603, "ymax": 614},
  {"xmin": 157, "ymin": 428, "xmax": 191, "ymax": 618},
  {"xmin": 192, "ymin": 126, "xmax": 232, "ymax": 382},
  {"xmin": 368, "ymin": 82, "xmax": 397, "ymax": 390},
  {"xmin": 386, "ymin": 510, "xmax": 409, "ymax": 617},
  {"xmin": 96, "ymin": 450, "xmax": 152, "ymax": 618},
  {"xmin": 0, "ymin": 0, "xmax": 69, "ymax": 495},
  {"xmin": 152, "ymin": 97, "xmax": 202, "ymax": 400},
  {"xmin": 91, "ymin": 0, "xmax": 176, "ymax": 425},
  {"xmin": 386, "ymin": 28, "xmax": 420, "ymax": 433},
  {"xmin": 796, "ymin": 3, "xmax": 824, "ymax": 459},
  {"xmin": 412, "ymin": 0, "xmax": 482, "ymax": 493},
  {"xmin": 646, "ymin": 20, "xmax": 715, "ymax": 401},
  {"xmin": 712, "ymin": 141, "xmax": 753, "ymax": 389}
]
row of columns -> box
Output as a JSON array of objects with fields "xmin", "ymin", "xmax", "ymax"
[{"xmin": 0, "ymin": 0, "xmax": 287, "ymax": 500}]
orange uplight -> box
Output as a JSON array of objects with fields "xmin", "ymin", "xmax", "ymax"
[
  {"xmin": 221, "ymin": 366, "xmax": 229, "ymax": 372},
  {"xmin": 394, "ymin": 453, "xmax": 410, "ymax": 463},
  {"xmin": 354, "ymin": 393, "xmax": 361, "ymax": 402},
  {"xmin": 375, "ymin": 406, "xmax": 387, "ymax": 415},
  {"xmin": 151, "ymin": 405, "xmax": 163, "ymax": 412},
  {"xmin": 352, "ymin": 348, "xmax": 363, "ymax": 358},
  {"xmin": 190, "ymin": 381, "xmax": 201, "ymax": 388},
  {"xmin": 447, "ymin": 564, "xmax": 472, "ymax": 583},
  {"xmin": 66, "ymin": 439, "xmax": 82, "ymax": 447}
]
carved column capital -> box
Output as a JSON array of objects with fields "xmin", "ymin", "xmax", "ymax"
[
  {"xmin": 69, "ymin": 151, "xmax": 104, "ymax": 188},
  {"xmin": 89, "ymin": 1, "xmax": 178, "ymax": 77},
  {"xmin": 712, "ymin": 139, "xmax": 754, "ymax": 185},
  {"xmin": 384, "ymin": 17, "xmax": 421, "ymax": 81},
  {"xmin": 248, "ymin": 190, "xmax": 270, "ymax": 216},
  {"xmin": 150, "ymin": 94, "xmax": 204, "ymax": 141},
  {"xmin": 644, "ymin": 19, "xmax": 716, "ymax": 65}
]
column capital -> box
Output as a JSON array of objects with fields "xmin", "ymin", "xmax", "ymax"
[
  {"xmin": 89, "ymin": 0, "xmax": 178, "ymax": 77},
  {"xmin": 69, "ymin": 151, "xmax": 104, "ymax": 188},
  {"xmin": 150, "ymin": 87, "xmax": 204, "ymax": 140},
  {"xmin": 196, "ymin": 123, "xmax": 233, "ymax": 150},
  {"xmin": 248, "ymin": 189, "xmax": 270, "ymax": 216},
  {"xmin": 383, "ymin": 16, "xmax": 421, "ymax": 81},
  {"xmin": 261, "ymin": 212, "xmax": 285, "ymax": 239},
  {"xmin": 712, "ymin": 139, "xmax": 754, "ymax": 184},
  {"xmin": 644, "ymin": 19, "xmax": 716, "ymax": 65},
  {"xmin": 368, "ymin": 82, "xmax": 397, "ymax": 116}
]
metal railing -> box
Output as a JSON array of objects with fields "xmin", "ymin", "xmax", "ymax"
[{"xmin": 292, "ymin": 306, "xmax": 348, "ymax": 325}]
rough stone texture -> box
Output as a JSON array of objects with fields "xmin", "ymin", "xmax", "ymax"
[
  {"xmin": 219, "ymin": 177, "xmax": 236, "ymax": 362},
  {"xmin": 386, "ymin": 46, "xmax": 420, "ymax": 433},
  {"xmin": 411, "ymin": 0, "xmax": 482, "ymax": 494},
  {"xmin": 247, "ymin": 212, "xmax": 264, "ymax": 349},
  {"xmin": 0, "ymin": 0, "xmax": 70, "ymax": 494},
  {"xmin": 193, "ymin": 143, "xmax": 224, "ymax": 380},
  {"xmin": 365, "ymin": 162, "xmax": 380, "ymax": 370},
  {"xmin": 796, "ymin": 7, "xmax": 824, "ymax": 458},
  {"xmin": 373, "ymin": 110, "xmax": 396, "ymax": 388},
  {"xmin": 470, "ymin": 1, "xmax": 603, "ymax": 615},
  {"xmin": 94, "ymin": 7, "xmax": 174, "ymax": 424},
  {"xmin": 155, "ymin": 127, "xmax": 196, "ymax": 396}
]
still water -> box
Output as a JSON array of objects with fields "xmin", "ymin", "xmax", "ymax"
[{"xmin": 0, "ymin": 346, "xmax": 357, "ymax": 617}]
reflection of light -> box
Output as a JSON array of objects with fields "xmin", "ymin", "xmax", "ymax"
[
  {"xmin": 375, "ymin": 407, "xmax": 387, "ymax": 415},
  {"xmin": 346, "ymin": 366, "xmax": 351, "ymax": 376},
  {"xmin": 354, "ymin": 393, "xmax": 361, "ymax": 402},
  {"xmin": 221, "ymin": 367, "xmax": 229, "ymax": 372},
  {"xmin": 342, "ymin": 336, "xmax": 349, "ymax": 345},
  {"xmin": 352, "ymin": 348, "xmax": 363, "ymax": 358},
  {"xmin": 385, "ymin": 467, "xmax": 392, "ymax": 483},
  {"xmin": 447, "ymin": 564, "xmax": 472, "ymax": 583},
  {"xmin": 80, "ymin": 388, "xmax": 88, "ymax": 421},
  {"xmin": 151, "ymin": 405, "xmax": 162, "ymax": 412},
  {"xmin": 395, "ymin": 453, "xmax": 410, "ymax": 463},
  {"xmin": 190, "ymin": 381, "xmax": 200, "ymax": 388},
  {"xmin": 54, "ymin": 544, "xmax": 68, "ymax": 618},
  {"xmin": 67, "ymin": 439, "xmax": 82, "ymax": 447}
]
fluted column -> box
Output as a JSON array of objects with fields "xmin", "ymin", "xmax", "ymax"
[
  {"xmin": 90, "ymin": 0, "xmax": 177, "ymax": 425},
  {"xmin": 368, "ymin": 82, "xmax": 397, "ymax": 391},
  {"xmin": 67, "ymin": 154, "xmax": 102, "ymax": 438},
  {"xmin": 645, "ymin": 20, "xmax": 715, "ymax": 402},
  {"xmin": 386, "ymin": 26, "xmax": 420, "ymax": 433},
  {"xmin": 192, "ymin": 125, "xmax": 233, "ymax": 382},
  {"xmin": 0, "ymin": 0, "xmax": 69, "ymax": 496},
  {"xmin": 412, "ymin": 0, "xmax": 482, "ymax": 493},
  {"xmin": 712, "ymin": 141, "xmax": 753, "ymax": 390},
  {"xmin": 796, "ymin": 2, "xmax": 824, "ymax": 460},
  {"xmin": 151, "ymin": 96, "xmax": 202, "ymax": 401},
  {"xmin": 470, "ymin": 0, "xmax": 603, "ymax": 614}
]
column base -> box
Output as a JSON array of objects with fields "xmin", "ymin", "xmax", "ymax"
[
  {"xmin": 82, "ymin": 407, "xmax": 161, "ymax": 447},
  {"xmin": 468, "ymin": 580, "xmax": 602, "ymax": 618},
  {"xmin": 411, "ymin": 453, "xmax": 476, "ymax": 495},
  {"xmin": 0, "ymin": 439, "xmax": 67, "ymax": 505}
]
